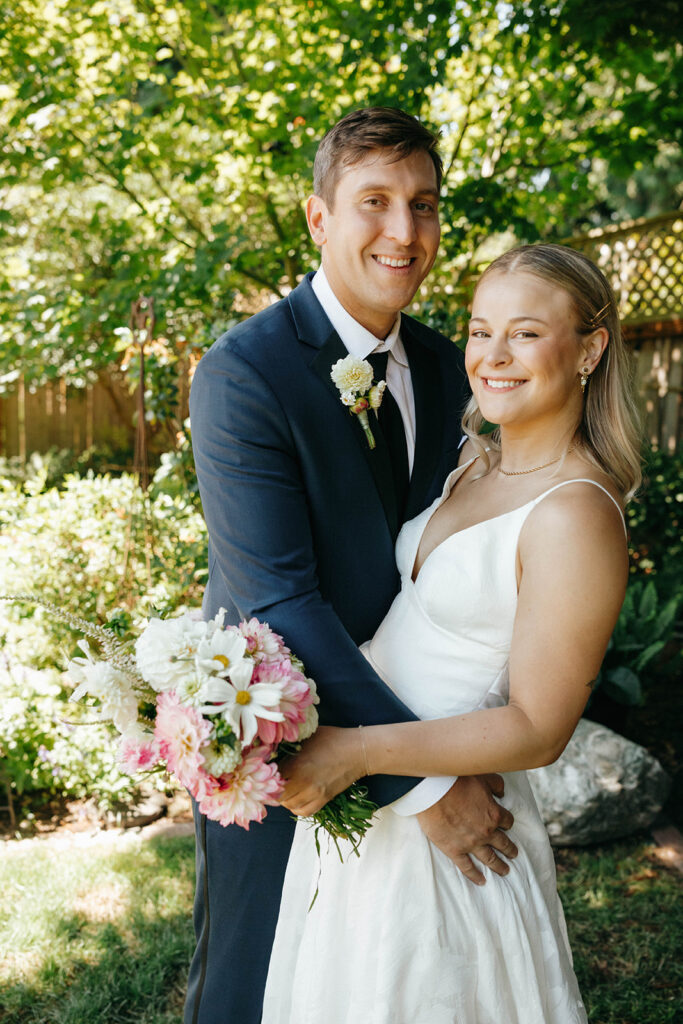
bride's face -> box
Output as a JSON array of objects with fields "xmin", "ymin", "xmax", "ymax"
[{"xmin": 466, "ymin": 270, "xmax": 594, "ymax": 433}]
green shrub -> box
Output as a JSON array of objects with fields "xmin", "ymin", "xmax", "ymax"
[
  {"xmin": 594, "ymin": 578, "xmax": 681, "ymax": 706},
  {"xmin": 627, "ymin": 447, "xmax": 683, "ymax": 601},
  {"xmin": 0, "ymin": 661, "xmax": 142, "ymax": 819},
  {"xmin": 0, "ymin": 470, "xmax": 208, "ymax": 823}
]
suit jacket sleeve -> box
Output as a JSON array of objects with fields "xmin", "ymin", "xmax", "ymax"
[{"xmin": 190, "ymin": 341, "xmax": 422, "ymax": 807}]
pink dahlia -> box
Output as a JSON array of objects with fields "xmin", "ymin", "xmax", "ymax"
[
  {"xmin": 238, "ymin": 618, "xmax": 290, "ymax": 663},
  {"xmin": 198, "ymin": 748, "xmax": 284, "ymax": 828},
  {"xmin": 254, "ymin": 661, "xmax": 314, "ymax": 746},
  {"xmin": 154, "ymin": 691, "xmax": 212, "ymax": 795}
]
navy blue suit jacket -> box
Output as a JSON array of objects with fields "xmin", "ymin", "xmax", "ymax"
[{"xmin": 190, "ymin": 273, "xmax": 468, "ymax": 805}]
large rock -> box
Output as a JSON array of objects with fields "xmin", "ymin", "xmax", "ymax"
[{"xmin": 528, "ymin": 718, "xmax": 671, "ymax": 846}]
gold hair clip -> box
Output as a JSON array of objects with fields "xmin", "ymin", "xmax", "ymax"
[{"xmin": 589, "ymin": 301, "xmax": 610, "ymax": 327}]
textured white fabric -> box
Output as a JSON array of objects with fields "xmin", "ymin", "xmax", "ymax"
[
  {"xmin": 262, "ymin": 461, "xmax": 602, "ymax": 1024},
  {"xmin": 311, "ymin": 267, "xmax": 416, "ymax": 472}
]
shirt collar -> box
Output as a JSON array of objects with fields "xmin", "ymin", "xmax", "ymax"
[{"xmin": 311, "ymin": 266, "xmax": 405, "ymax": 364}]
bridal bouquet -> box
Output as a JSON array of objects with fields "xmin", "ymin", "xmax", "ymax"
[{"xmin": 3, "ymin": 596, "xmax": 376, "ymax": 847}]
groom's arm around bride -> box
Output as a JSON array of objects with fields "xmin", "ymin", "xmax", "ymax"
[{"xmin": 186, "ymin": 107, "xmax": 516, "ymax": 1024}]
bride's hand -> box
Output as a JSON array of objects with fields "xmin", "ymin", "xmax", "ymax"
[{"xmin": 279, "ymin": 726, "xmax": 363, "ymax": 817}]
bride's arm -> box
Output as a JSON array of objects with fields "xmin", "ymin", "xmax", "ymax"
[{"xmin": 280, "ymin": 485, "xmax": 628, "ymax": 816}]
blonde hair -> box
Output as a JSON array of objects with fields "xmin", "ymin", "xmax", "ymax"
[{"xmin": 462, "ymin": 243, "xmax": 642, "ymax": 499}]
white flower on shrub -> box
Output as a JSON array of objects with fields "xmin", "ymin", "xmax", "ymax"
[
  {"xmin": 135, "ymin": 613, "xmax": 208, "ymax": 691},
  {"xmin": 68, "ymin": 641, "xmax": 139, "ymax": 732}
]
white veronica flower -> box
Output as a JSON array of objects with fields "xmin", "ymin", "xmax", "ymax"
[
  {"xmin": 330, "ymin": 355, "xmax": 373, "ymax": 395},
  {"xmin": 199, "ymin": 660, "xmax": 284, "ymax": 746},
  {"xmin": 340, "ymin": 390, "xmax": 356, "ymax": 406},
  {"xmin": 135, "ymin": 614, "xmax": 208, "ymax": 692}
]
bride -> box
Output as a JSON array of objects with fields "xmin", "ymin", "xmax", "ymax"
[{"xmin": 262, "ymin": 243, "xmax": 642, "ymax": 1024}]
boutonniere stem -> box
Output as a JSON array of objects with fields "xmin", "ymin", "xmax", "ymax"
[{"xmin": 330, "ymin": 355, "xmax": 387, "ymax": 450}]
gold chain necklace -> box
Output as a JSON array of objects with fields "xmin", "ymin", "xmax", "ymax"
[{"xmin": 499, "ymin": 445, "xmax": 577, "ymax": 477}]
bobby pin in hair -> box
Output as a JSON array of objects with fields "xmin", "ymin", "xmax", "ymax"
[{"xmin": 589, "ymin": 301, "xmax": 610, "ymax": 328}]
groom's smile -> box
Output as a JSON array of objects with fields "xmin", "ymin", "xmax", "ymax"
[{"xmin": 306, "ymin": 149, "xmax": 441, "ymax": 338}]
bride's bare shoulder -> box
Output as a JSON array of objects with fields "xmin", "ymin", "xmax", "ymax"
[{"xmin": 520, "ymin": 471, "xmax": 628, "ymax": 573}]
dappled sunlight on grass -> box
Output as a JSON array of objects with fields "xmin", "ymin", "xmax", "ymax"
[
  {"xmin": 1, "ymin": 833, "xmax": 195, "ymax": 1023},
  {"xmin": 556, "ymin": 838, "xmax": 683, "ymax": 1024}
]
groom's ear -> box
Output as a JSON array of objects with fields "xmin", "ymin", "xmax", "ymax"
[{"xmin": 306, "ymin": 194, "xmax": 328, "ymax": 247}]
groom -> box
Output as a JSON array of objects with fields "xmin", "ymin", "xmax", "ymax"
[{"xmin": 188, "ymin": 107, "xmax": 517, "ymax": 1024}]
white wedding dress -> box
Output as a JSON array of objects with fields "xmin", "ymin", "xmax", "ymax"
[{"xmin": 262, "ymin": 460, "xmax": 618, "ymax": 1023}]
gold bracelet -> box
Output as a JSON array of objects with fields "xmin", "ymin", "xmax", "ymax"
[{"xmin": 357, "ymin": 724, "xmax": 371, "ymax": 777}]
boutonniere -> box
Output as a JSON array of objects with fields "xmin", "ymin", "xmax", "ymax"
[{"xmin": 330, "ymin": 355, "xmax": 386, "ymax": 449}]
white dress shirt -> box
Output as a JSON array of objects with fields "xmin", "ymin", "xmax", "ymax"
[{"xmin": 311, "ymin": 267, "xmax": 455, "ymax": 816}]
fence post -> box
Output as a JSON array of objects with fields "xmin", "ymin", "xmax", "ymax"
[{"xmin": 129, "ymin": 296, "xmax": 155, "ymax": 490}]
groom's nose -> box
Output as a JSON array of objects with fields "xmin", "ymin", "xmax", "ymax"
[{"xmin": 383, "ymin": 202, "xmax": 418, "ymax": 246}]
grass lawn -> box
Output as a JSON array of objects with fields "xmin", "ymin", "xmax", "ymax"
[
  {"xmin": 1, "ymin": 830, "xmax": 195, "ymax": 1024},
  {"xmin": 1, "ymin": 828, "xmax": 681, "ymax": 1024}
]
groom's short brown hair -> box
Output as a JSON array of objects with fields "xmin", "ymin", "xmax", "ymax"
[{"xmin": 313, "ymin": 107, "xmax": 443, "ymax": 208}]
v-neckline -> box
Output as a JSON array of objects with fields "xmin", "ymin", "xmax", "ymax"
[{"xmin": 409, "ymin": 456, "xmax": 538, "ymax": 585}]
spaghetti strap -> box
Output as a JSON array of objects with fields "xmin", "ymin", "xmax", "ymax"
[{"xmin": 531, "ymin": 479, "xmax": 626, "ymax": 536}]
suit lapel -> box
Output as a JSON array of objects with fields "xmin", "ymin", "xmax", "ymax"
[
  {"xmin": 403, "ymin": 323, "xmax": 445, "ymax": 522},
  {"xmin": 290, "ymin": 278, "xmax": 400, "ymax": 540}
]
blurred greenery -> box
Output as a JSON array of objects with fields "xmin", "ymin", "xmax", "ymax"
[{"xmin": 0, "ymin": 0, "xmax": 681, "ymax": 394}]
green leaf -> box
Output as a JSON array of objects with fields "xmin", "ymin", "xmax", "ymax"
[
  {"xmin": 638, "ymin": 581, "xmax": 658, "ymax": 621},
  {"xmin": 633, "ymin": 640, "xmax": 666, "ymax": 672}
]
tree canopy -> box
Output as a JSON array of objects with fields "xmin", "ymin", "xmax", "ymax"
[{"xmin": 1, "ymin": 0, "xmax": 681, "ymax": 394}]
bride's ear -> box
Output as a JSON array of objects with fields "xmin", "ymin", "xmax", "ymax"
[{"xmin": 579, "ymin": 326, "xmax": 609, "ymax": 374}]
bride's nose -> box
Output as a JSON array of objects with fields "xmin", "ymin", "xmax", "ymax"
[{"xmin": 484, "ymin": 333, "xmax": 513, "ymax": 366}]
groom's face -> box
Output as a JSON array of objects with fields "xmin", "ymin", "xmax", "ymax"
[{"xmin": 306, "ymin": 149, "xmax": 440, "ymax": 338}]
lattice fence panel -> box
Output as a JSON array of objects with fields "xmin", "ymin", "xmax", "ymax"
[{"xmin": 570, "ymin": 213, "xmax": 683, "ymax": 324}]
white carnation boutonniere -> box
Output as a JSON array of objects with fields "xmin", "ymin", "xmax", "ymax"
[{"xmin": 330, "ymin": 355, "xmax": 386, "ymax": 449}]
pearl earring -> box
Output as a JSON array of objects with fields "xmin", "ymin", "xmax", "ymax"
[{"xmin": 579, "ymin": 366, "xmax": 591, "ymax": 392}]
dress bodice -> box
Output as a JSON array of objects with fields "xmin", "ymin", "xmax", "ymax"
[{"xmin": 363, "ymin": 458, "xmax": 624, "ymax": 722}]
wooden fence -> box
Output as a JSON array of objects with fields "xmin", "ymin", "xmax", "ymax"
[
  {"xmin": 1, "ymin": 212, "xmax": 682, "ymax": 461},
  {"xmin": 0, "ymin": 373, "xmax": 139, "ymax": 465}
]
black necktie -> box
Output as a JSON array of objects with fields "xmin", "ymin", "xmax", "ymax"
[{"xmin": 367, "ymin": 351, "xmax": 410, "ymax": 520}]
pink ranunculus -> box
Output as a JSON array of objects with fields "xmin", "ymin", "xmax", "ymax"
[
  {"xmin": 198, "ymin": 748, "xmax": 284, "ymax": 829},
  {"xmin": 154, "ymin": 691, "xmax": 213, "ymax": 796},
  {"xmin": 238, "ymin": 618, "xmax": 290, "ymax": 663}
]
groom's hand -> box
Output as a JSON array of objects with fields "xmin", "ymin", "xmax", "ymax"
[{"xmin": 416, "ymin": 774, "xmax": 517, "ymax": 885}]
